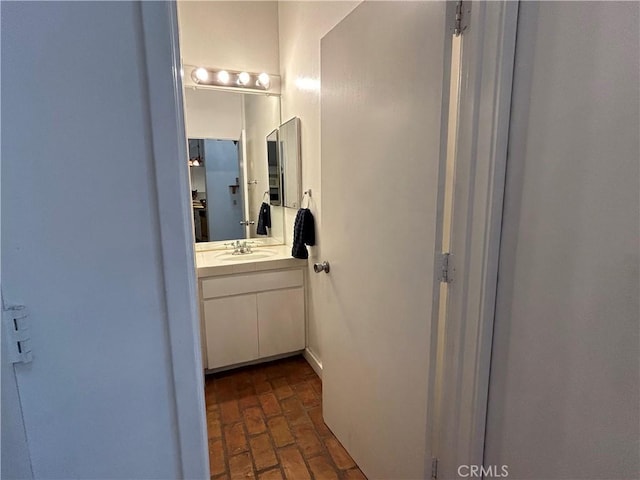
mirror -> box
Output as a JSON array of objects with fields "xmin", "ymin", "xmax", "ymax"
[
  {"xmin": 279, "ymin": 117, "xmax": 302, "ymax": 208},
  {"xmin": 266, "ymin": 129, "xmax": 282, "ymax": 206},
  {"xmin": 183, "ymin": 88, "xmax": 284, "ymax": 247}
]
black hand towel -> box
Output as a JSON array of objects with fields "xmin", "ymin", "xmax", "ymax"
[
  {"xmin": 292, "ymin": 208, "xmax": 315, "ymax": 259},
  {"xmin": 256, "ymin": 202, "xmax": 271, "ymax": 235}
]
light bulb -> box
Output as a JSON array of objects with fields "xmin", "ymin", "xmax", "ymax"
[
  {"xmin": 217, "ymin": 70, "xmax": 230, "ymax": 84},
  {"xmin": 257, "ymin": 73, "xmax": 270, "ymax": 87},
  {"xmin": 192, "ymin": 159, "xmax": 200, "ymax": 167},
  {"xmin": 238, "ymin": 72, "xmax": 251, "ymax": 85},
  {"xmin": 194, "ymin": 67, "xmax": 209, "ymax": 82}
]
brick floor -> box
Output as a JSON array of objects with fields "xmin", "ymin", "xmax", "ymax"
[{"xmin": 206, "ymin": 355, "xmax": 366, "ymax": 480}]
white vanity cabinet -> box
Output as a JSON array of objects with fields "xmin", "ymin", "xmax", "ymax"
[{"xmin": 200, "ymin": 267, "xmax": 306, "ymax": 370}]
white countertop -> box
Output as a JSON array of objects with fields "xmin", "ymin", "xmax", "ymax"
[{"xmin": 196, "ymin": 244, "xmax": 307, "ymax": 278}]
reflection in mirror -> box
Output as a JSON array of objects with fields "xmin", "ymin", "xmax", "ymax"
[
  {"xmin": 266, "ymin": 129, "xmax": 281, "ymax": 206},
  {"xmin": 183, "ymin": 88, "xmax": 283, "ymax": 248},
  {"xmin": 279, "ymin": 117, "xmax": 302, "ymax": 208},
  {"xmin": 189, "ymin": 138, "xmax": 244, "ymax": 242}
]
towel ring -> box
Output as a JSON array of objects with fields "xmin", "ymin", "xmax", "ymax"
[
  {"xmin": 301, "ymin": 189, "xmax": 311, "ymax": 208},
  {"xmin": 263, "ymin": 191, "xmax": 270, "ymax": 204}
]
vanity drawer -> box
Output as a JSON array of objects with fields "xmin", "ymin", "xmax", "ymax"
[{"xmin": 201, "ymin": 269, "xmax": 303, "ymax": 299}]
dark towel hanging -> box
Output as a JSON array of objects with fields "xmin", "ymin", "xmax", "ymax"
[
  {"xmin": 256, "ymin": 202, "xmax": 271, "ymax": 235},
  {"xmin": 292, "ymin": 208, "xmax": 315, "ymax": 259}
]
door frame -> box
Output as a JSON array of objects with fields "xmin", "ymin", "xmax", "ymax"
[
  {"xmin": 426, "ymin": 1, "xmax": 519, "ymax": 476},
  {"xmin": 140, "ymin": 2, "xmax": 209, "ymax": 478}
]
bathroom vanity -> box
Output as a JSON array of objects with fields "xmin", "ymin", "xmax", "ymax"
[{"xmin": 196, "ymin": 245, "xmax": 307, "ymax": 371}]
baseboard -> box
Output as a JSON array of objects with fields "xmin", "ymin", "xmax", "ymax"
[
  {"xmin": 303, "ymin": 348, "xmax": 323, "ymax": 379},
  {"xmin": 204, "ymin": 351, "xmax": 303, "ymax": 375}
]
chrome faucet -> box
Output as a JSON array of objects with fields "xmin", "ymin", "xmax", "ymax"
[{"xmin": 225, "ymin": 240, "xmax": 254, "ymax": 255}]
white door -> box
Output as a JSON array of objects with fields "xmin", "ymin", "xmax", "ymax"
[
  {"xmin": 1, "ymin": 299, "xmax": 33, "ymax": 479},
  {"xmin": 320, "ymin": 2, "xmax": 449, "ymax": 478},
  {"xmin": 1, "ymin": 2, "xmax": 207, "ymax": 478}
]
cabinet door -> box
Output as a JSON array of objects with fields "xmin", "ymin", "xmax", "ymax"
[
  {"xmin": 257, "ymin": 287, "xmax": 305, "ymax": 358},
  {"xmin": 204, "ymin": 295, "xmax": 258, "ymax": 369}
]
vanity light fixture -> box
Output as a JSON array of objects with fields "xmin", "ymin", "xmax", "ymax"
[
  {"xmin": 257, "ymin": 72, "xmax": 270, "ymax": 88},
  {"xmin": 194, "ymin": 67, "xmax": 209, "ymax": 82},
  {"xmin": 237, "ymin": 72, "xmax": 251, "ymax": 85},
  {"xmin": 217, "ymin": 70, "xmax": 230, "ymax": 84},
  {"xmin": 191, "ymin": 67, "xmax": 272, "ymax": 91}
]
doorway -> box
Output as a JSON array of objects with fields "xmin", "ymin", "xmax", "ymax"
[{"xmin": 189, "ymin": 138, "xmax": 245, "ymax": 242}]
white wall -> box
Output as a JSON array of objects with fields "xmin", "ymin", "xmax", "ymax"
[
  {"xmin": 1, "ymin": 2, "xmax": 206, "ymax": 478},
  {"xmin": 278, "ymin": 1, "xmax": 360, "ymax": 367},
  {"xmin": 184, "ymin": 88, "xmax": 243, "ymax": 140},
  {"xmin": 177, "ymin": 1, "xmax": 279, "ymax": 75},
  {"xmin": 485, "ymin": 2, "xmax": 639, "ymax": 479}
]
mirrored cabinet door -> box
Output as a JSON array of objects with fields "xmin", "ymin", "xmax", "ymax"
[{"xmin": 278, "ymin": 117, "xmax": 302, "ymax": 209}]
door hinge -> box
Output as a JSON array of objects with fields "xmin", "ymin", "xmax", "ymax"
[
  {"xmin": 431, "ymin": 457, "xmax": 439, "ymax": 479},
  {"xmin": 438, "ymin": 252, "xmax": 453, "ymax": 283},
  {"xmin": 454, "ymin": 1, "xmax": 471, "ymax": 36},
  {"xmin": 3, "ymin": 305, "xmax": 33, "ymax": 364}
]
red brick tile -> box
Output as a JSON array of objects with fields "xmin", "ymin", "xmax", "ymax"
[
  {"xmin": 257, "ymin": 468, "xmax": 283, "ymax": 480},
  {"xmin": 254, "ymin": 380, "xmax": 273, "ymax": 394},
  {"xmin": 205, "ymin": 387, "xmax": 218, "ymax": 404},
  {"xmin": 217, "ymin": 389, "xmax": 239, "ymax": 402},
  {"xmin": 215, "ymin": 376, "xmax": 236, "ymax": 394},
  {"xmin": 292, "ymin": 381, "xmax": 320, "ymax": 408},
  {"xmin": 291, "ymin": 423, "xmax": 323, "ymax": 458},
  {"xmin": 270, "ymin": 377, "xmax": 294, "ymax": 400},
  {"xmin": 286, "ymin": 371, "xmax": 308, "ymax": 386},
  {"xmin": 215, "ymin": 375, "xmax": 235, "ymax": 390},
  {"xmin": 278, "ymin": 446, "xmax": 311, "ymax": 480},
  {"xmin": 258, "ymin": 392, "xmax": 282, "ymax": 417},
  {"xmin": 243, "ymin": 406, "xmax": 267, "ymax": 435},
  {"xmin": 229, "ymin": 452, "xmax": 255, "ymax": 479},
  {"xmin": 307, "ymin": 455, "xmax": 338, "ymax": 480},
  {"xmin": 220, "ymin": 400, "xmax": 241, "ymax": 425},
  {"xmin": 239, "ymin": 393, "xmax": 260, "ymax": 411},
  {"xmin": 250, "ymin": 369, "xmax": 269, "ymax": 384},
  {"xmin": 208, "ymin": 439, "xmax": 226, "ymax": 477},
  {"xmin": 287, "ymin": 359, "xmax": 315, "ymax": 379},
  {"xmin": 280, "ymin": 396, "xmax": 310, "ymax": 426},
  {"xmin": 250, "ymin": 433, "xmax": 278, "ymax": 471},
  {"xmin": 265, "ymin": 363, "xmax": 288, "ymax": 379},
  {"xmin": 233, "ymin": 372, "xmax": 253, "ymax": 391},
  {"xmin": 208, "ymin": 401, "xmax": 220, "ymax": 412},
  {"xmin": 224, "ymin": 423, "xmax": 248, "ymax": 456},
  {"xmin": 207, "ymin": 410, "xmax": 222, "ymax": 439},
  {"xmin": 205, "ymin": 357, "xmax": 362, "ymax": 479},
  {"xmin": 308, "ymin": 407, "xmax": 332, "ymax": 438},
  {"xmin": 325, "ymin": 438, "xmax": 355, "ymax": 470},
  {"xmin": 344, "ymin": 468, "xmax": 367, "ymax": 479},
  {"xmin": 309, "ymin": 376, "xmax": 322, "ymax": 397},
  {"xmin": 267, "ymin": 416, "xmax": 294, "ymax": 448}
]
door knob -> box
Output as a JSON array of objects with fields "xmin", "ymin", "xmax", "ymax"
[{"xmin": 313, "ymin": 261, "xmax": 330, "ymax": 274}]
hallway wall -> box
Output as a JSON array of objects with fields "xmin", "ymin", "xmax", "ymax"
[{"xmin": 484, "ymin": 2, "xmax": 640, "ymax": 478}]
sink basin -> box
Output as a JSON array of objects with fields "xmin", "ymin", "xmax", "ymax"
[{"xmin": 215, "ymin": 249, "xmax": 277, "ymax": 263}]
